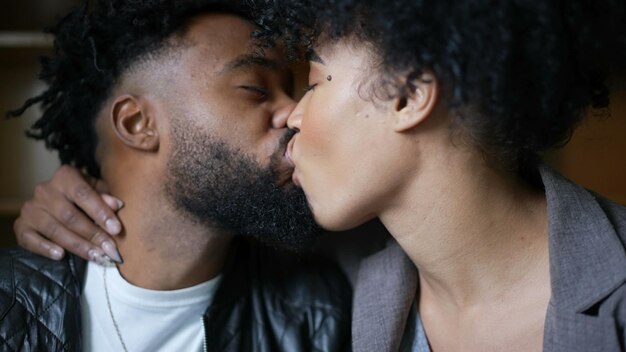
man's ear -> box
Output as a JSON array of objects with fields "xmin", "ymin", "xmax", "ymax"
[
  {"xmin": 110, "ymin": 95, "xmax": 159, "ymax": 151},
  {"xmin": 391, "ymin": 72, "xmax": 439, "ymax": 132}
]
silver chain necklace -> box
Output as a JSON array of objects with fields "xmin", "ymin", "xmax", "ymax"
[{"xmin": 103, "ymin": 265, "xmax": 130, "ymax": 352}]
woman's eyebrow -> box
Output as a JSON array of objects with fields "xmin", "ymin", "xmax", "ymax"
[{"xmin": 305, "ymin": 49, "xmax": 325, "ymax": 65}]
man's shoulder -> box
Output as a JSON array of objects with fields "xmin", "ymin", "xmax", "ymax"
[
  {"xmin": 248, "ymin": 243, "xmax": 352, "ymax": 312},
  {"xmin": 0, "ymin": 247, "xmax": 84, "ymax": 351},
  {"xmin": 1, "ymin": 245, "xmax": 73, "ymax": 269},
  {"xmin": 214, "ymin": 241, "xmax": 352, "ymax": 351},
  {"xmin": 0, "ymin": 246, "xmax": 83, "ymax": 294},
  {"xmin": 0, "ymin": 246, "xmax": 84, "ymax": 315},
  {"xmin": 238, "ymin": 242, "xmax": 352, "ymax": 316}
]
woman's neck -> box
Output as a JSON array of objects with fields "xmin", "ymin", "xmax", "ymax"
[{"xmin": 379, "ymin": 152, "xmax": 550, "ymax": 310}]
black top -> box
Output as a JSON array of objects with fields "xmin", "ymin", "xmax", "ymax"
[{"xmin": 0, "ymin": 238, "xmax": 352, "ymax": 351}]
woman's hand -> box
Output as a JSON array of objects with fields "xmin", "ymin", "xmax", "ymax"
[{"xmin": 13, "ymin": 165, "xmax": 124, "ymax": 263}]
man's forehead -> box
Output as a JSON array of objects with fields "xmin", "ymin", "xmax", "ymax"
[
  {"xmin": 182, "ymin": 14, "xmax": 280, "ymax": 69},
  {"xmin": 220, "ymin": 53, "xmax": 284, "ymax": 74},
  {"xmin": 187, "ymin": 12, "xmax": 255, "ymax": 34}
]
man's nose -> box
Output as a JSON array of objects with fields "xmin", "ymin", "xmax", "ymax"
[{"xmin": 271, "ymin": 99, "xmax": 297, "ymax": 129}]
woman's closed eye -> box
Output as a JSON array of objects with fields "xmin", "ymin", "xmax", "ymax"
[{"xmin": 304, "ymin": 84, "xmax": 318, "ymax": 93}]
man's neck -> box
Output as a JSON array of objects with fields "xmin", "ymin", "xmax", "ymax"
[{"xmin": 110, "ymin": 192, "xmax": 232, "ymax": 291}]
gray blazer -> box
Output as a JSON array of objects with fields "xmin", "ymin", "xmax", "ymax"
[{"xmin": 352, "ymin": 166, "xmax": 626, "ymax": 352}]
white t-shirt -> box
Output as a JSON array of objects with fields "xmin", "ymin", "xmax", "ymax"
[{"xmin": 81, "ymin": 262, "xmax": 222, "ymax": 352}]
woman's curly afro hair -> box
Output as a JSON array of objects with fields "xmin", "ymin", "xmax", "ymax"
[
  {"xmin": 7, "ymin": 0, "xmax": 251, "ymax": 178},
  {"xmin": 257, "ymin": 0, "xmax": 626, "ymax": 170}
]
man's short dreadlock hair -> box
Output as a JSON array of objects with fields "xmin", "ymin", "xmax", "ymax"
[
  {"xmin": 7, "ymin": 0, "xmax": 253, "ymax": 178},
  {"xmin": 257, "ymin": 0, "xmax": 626, "ymax": 171}
]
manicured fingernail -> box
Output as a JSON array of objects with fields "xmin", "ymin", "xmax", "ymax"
[
  {"xmin": 88, "ymin": 248, "xmax": 104, "ymax": 261},
  {"xmin": 98, "ymin": 255, "xmax": 116, "ymax": 267},
  {"xmin": 105, "ymin": 218, "xmax": 122, "ymax": 235},
  {"xmin": 101, "ymin": 194, "xmax": 116, "ymax": 209},
  {"xmin": 102, "ymin": 194, "xmax": 125, "ymax": 211},
  {"xmin": 89, "ymin": 249, "xmax": 115, "ymax": 267},
  {"xmin": 101, "ymin": 241, "xmax": 123, "ymax": 264},
  {"xmin": 50, "ymin": 248, "xmax": 63, "ymax": 260}
]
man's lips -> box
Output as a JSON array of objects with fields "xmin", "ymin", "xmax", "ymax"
[{"xmin": 271, "ymin": 136, "xmax": 295, "ymax": 187}]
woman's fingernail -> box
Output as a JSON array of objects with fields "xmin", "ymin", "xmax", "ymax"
[
  {"xmin": 101, "ymin": 194, "xmax": 118, "ymax": 210},
  {"xmin": 89, "ymin": 249, "xmax": 115, "ymax": 267},
  {"xmin": 88, "ymin": 248, "xmax": 104, "ymax": 261},
  {"xmin": 102, "ymin": 194, "xmax": 125, "ymax": 211},
  {"xmin": 101, "ymin": 241, "xmax": 123, "ymax": 264},
  {"xmin": 50, "ymin": 248, "xmax": 64, "ymax": 260},
  {"xmin": 105, "ymin": 218, "xmax": 122, "ymax": 235},
  {"xmin": 98, "ymin": 255, "xmax": 115, "ymax": 267}
]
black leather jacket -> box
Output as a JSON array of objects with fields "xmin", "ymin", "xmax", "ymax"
[{"xmin": 0, "ymin": 239, "xmax": 352, "ymax": 351}]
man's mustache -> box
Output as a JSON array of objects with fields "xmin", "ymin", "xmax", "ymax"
[{"xmin": 279, "ymin": 128, "xmax": 297, "ymax": 150}]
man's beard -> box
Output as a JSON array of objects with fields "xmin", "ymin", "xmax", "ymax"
[{"xmin": 165, "ymin": 126, "xmax": 321, "ymax": 252}]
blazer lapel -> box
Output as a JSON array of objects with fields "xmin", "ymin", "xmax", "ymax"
[
  {"xmin": 352, "ymin": 240, "xmax": 418, "ymax": 352},
  {"xmin": 542, "ymin": 165, "xmax": 626, "ymax": 312},
  {"xmin": 543, "ymin": 303, "xmax": 622, "ymax": 351},
  {"xmin": 540, "ymin": 165, "xmax": 626, "ymax": 350}
]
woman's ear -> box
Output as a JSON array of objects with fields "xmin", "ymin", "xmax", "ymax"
[
  {"xmin": 110, "ymin": 95, "xmax": 159, "ymax": 151},
  {"xmin": 392, "ymin": 72, "xmax": 439, "ymax": 132}
]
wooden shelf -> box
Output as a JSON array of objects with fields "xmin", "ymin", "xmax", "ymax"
[
  {"xmin": 0, "ymin": 198, "xmax": 24, "ymax": 216},
  {"xmin": 0, "ymin": 0, "xmax": 81, "ymax": 32},
  {"xmin": 0, "ymin": 32, "xmax": 52, "ymax": 48}
]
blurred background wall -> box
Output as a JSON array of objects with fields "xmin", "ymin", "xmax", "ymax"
[
  {"xmin": 1, "ymin": 1, "xmax": 625, "ymax": 248},
  {"xmin": 547, "ymin": 89, "xmax": 626, "ymax": 205},
  {"xmin": 0, "ymin": 0, "xmax": 79, "ymax": 247}
]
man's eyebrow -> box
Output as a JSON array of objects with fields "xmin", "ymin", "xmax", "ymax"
[
  {"xmin": 305, "ymin": 49, "xmax": 325, "ymax": 65},
  {"xmin": 220, "ymin": 54, "xmax": 280, "ymax": 74}
]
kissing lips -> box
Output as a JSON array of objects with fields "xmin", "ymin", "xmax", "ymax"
[
  {"xmin": 285, "ymin": 137, "xmax": 301, "ymax": 187},
  {"xmin": 291, "ymin": 169, "xmax": 301, "ymax": 187},
  {"xmin": 285, "ymin": 137, "xmax": 296, "ymax": 168}
]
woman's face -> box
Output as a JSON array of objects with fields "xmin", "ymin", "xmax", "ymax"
[{"xmin": 286, "ymin": 40, "xmax": 420, "ymax": 231}]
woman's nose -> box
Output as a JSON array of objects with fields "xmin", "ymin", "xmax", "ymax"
[{"xmin": 287, "ymin": 99, "xmax": 306, "ymax": 131}]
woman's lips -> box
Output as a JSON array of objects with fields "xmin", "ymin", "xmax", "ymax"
[
  {"xmin": 285, "ymin": 137, "xmax": 301, "ymax": 187},
  {"xmin": 292, "ymin": 169, "xmax": 301, "ymax": 187},
  {"xmin": 285, "ymin": 137, "xmax": 296, "ymax": 167},
  {"xmin": 275, "ymin": 159, "xmax": 295, "ymax": 186}
]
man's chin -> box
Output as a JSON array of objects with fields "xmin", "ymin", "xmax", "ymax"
[
  {"xmin": 166, "ymin": 129, "xmax": 320, "ymax": 252},
  {"xmin": 278, "ymin": 180, "xmax": 298, "ymax": 191}
]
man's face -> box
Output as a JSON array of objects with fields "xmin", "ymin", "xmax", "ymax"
[{"xmin": 157, "ymin": 14, "xmax": 320, "ymax": 250}]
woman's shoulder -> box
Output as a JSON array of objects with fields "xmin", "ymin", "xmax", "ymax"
[
  {"xmin": 540, "ymin": 165, "xmax": 626, "ymax": 244},
  {"xmin": 541, "ymin": 165, "xmax": 626, "ymax": 308},
  {"xmin": 593, "ymin": 194, "xmax": 626, "ymax": 243}
]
